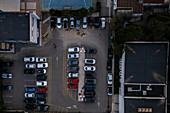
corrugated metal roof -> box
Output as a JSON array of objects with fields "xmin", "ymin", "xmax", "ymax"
[{"xmin": 0, "ymin": 0, "xmax": 20, "ymax": 11}]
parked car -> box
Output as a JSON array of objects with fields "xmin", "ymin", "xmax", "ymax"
[
  {"xmin": 37, "ymin": 63, "xmax": 48, "ymax": 68},
  {"xmin": 0, "ymin": 62, "xmax": 13, "ymax": 67},
  {"xmin": 94, "ymin": 17, "xmax": 100, "ymax": 28},
  {"xmin": 57, "ymin": 17, "xmax": 62, "ymax": 29},
  {"xmin": 67, "ymin": 84, "xmax": 78, "ymax": 89},
  {"xmin": 36, "ymin": 93, "xmax": 47, "ymax": 99},
  {"xmin": 67, "ymin": 54, "xmax": 79, "ymax": 59},
  {"xmin": 76, "ymin": 19, "xmax": 81, "ymax": 30},
  {"xmin": 70, "ymin": 17, "xmax": 74, "ymax": 29},
  {"xmin": 63, "ymin": 18, "xmax": 68, "ymax": 30},
  {"xmin": 36, "ymin": 75, "xmax": 47, "ymax": 81},
  {"xmin": 25, "ymin": 104, "xmax": 35, "ymax": 110},
  {"xmin": 108, "ymin": 48, "xmax": 113, "ymax": 59},
  {"xmin": 85, "ymin": 49, "xmax": 97, "ymax": 54},
  {"xmin": 36, "ymin": 99, "xmax": 46, "ymax": 105},
  {"xmin": 24, "ymin": 69, "xmax": 35, "ymax": 74},
  {"xmin": 107, "ymin": 60, "xmax": 112, "ymax": 71},
  {"xmin": 68, "ymin": 67, "xmax": 79, "ymax": 72},
  {"xmin": 107, "ymin": 73, "xmax": 112, "ymax": 85},
  {"xmin": 36, "ymin": 81, "xmax": 47, "ymax": 87},
  {"xmin": 85, "ymin": 72, "xmax": 96, "ymax": 78},
  {"xmin": 2, "ymin": 85, "xmax": 12, "ymax": 90},
  {"xmin": 36, "ymin": 57, "xmax": 47, "ymax": 62},
  {"xmin": 83, "ymin": 97, "xmax": 95, "ymax": 103},
  {"xmin": 25, "ymin": 64, "xmax": 36, "ymax": 69},
  {"xmin": 24, "ymin": 98, "xmax": 35, "ymax": 104},
  {"xmin": 25, "ymin": 93, "xmax": 35, "ymax": 98},
  {"xmin": 37, "ymin": 69, "xmax": 46, "ymax": 74},
  {"xmin": 24, "ymin": 57, "xmax": 35, "ymax": 62},
  {"xmin": 68, "ymin": 73, "xmax": 78, "ymax": 78},
  {"xmin": 108, "ymin": 86, "xmax": 112, "ymax": 95},
  {"xmin": 84, "ymin": 66, "xmax": 96, "ymax": 71},
  {"xmin": 37, "ymin": 87, "xmax": 47, "ymax": 93},
  {"xmin": 101, "ymin": 17, "xmax": 106, "ymax": 29},
  {"xmin": 85, "ymin": 79, "xmax": 97, "ymax": 85},
  {"xmin": 68, "ymin": 78, "xmax": 79, "ymax": 84},
  {"xmin": 84, "ymin": 91, "xmax": 95, "ymax": 97},
  {"xmin": 68, "ymin": 47, "xmax": 79, "ymax": 53},
  {"xmin": 82, "ymin": 17, "xmax": 87, "ymax": 29},
  {"xmin": 50, "ymin": 17, "xmax": 56, "ymax": 29},
  {"xmin": 25, "ymin": 87, "xmax": 36, "ymax": 92},
  {"xmin": 84, "ymin": 59, "xmax": 96, "ymax": 65},
  {"xmin": 2, "ymin": 73, "xmax": 12, "ymax": 78},
  {"xmin": 83, "ymin": 85, "xmax": 96, "ymax": 90},
  {"xmin": 88, "ymin": 17, "xmax": 94, "ymax": 28},
  {"xmin": 68, "ymin": 60, "xmax": 79, "ymax": 66},
  {"xmin": 37, "ymin": 105, "xmax": 49, "ymax": 111}
]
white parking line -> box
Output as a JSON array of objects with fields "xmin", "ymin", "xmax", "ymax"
[
  {"xmin": 3, "ymin": 95, "xmax": 12, "ymax": 98},
  {"xmin": 24, "ymin": 85, "xmax": 36, "ymax": 87},
  {"xmin": 24, "ymin": 80, "xmax": 36, "ymax": 82},
  {"xmin": 4, "ymin": 101, "xmax": 12, "ymax": 103}
]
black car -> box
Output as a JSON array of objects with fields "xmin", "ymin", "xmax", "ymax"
[
  {"xmin": 25, "ymin": 104, "xmax": 35, "ymax": 110},
  {"xmin": 108, "ymin": 86, "xmax": 112, "ymax": 95},
  {"xmin": 36, "ymin": 75, "xmax": 47, "ymax": 81},
  {"xmin": 24, "ymin": 98, "xmax": 35, "ymax": 104},
  {"xmin": 36, "ymin": 93, "xmax": 47, "ymax": 99},
  {"xmin": 85, "ymin": 49, "xmax": 97, "ymax": 54},
  {"xmin": 0, "ymin": 62, "xmax": 13, "ymax": 67},
  {"xmin": 2, "ymin": 85, "xmax": 12, "ymax": 90},
  {"xmin": 83, "ymin": 97, "xmax": 95, "ymax": 103},
  {"xmin": 68, "ymin": 67, "xmax": 79, "ymax": 72},
  {"xmin": 50, "ymin": 17, "xmax": 56, "ymax": 29},
  {"xmin": 107, "ymin": 60, "xmax": 112, "ymax": 71},
  {"xmin": 37, "ymin": 69, "xmax": 46, "ymax": 74},
  {"xmin": 84, "ymin": 91, "xmax": 95, "ymax": 97},
  {"xmin": 37, "ymin": 105, "xmax": 49, "ymax": 111},
  {"xmin": 108, "ymin": 48, "xmax": 113, "ymax": 59},
  {"xmin": 83, "ymin": 85, "xmax": 96, "ymax": 91},
  {"xmin": 94, "ymin": 17, "xmax": 100, "ymax": 28},
  {"xmin": 24, "ymin": 69, "xmax": 35, "ymax": 74},
  {"xmin": 68, "ymin": 60, "xmax": 79, "ymax": 66},
  {"xmin": 85, "ymin": 79, "xmax": 97, "ymax": 85},
  {"xmin": 85, "ymin": 72, "xmax": 96, "ymax": 78}
]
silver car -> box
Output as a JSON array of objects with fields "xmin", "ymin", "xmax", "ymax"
[
  {"xmin": 2, "ymin": 74, "xmax": 12, "ymax": 79},
  {"xmin": 25, "ymin": 64, "xmax": 36, "ymax": 68},
  {"xmin": 84, "ymin": 59, "xmax": 96, "ymax": 64},
  {"xmin": 76, "ymin": 19, "xmax": 81, "ymax": 30}
]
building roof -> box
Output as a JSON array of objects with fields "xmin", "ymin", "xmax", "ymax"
[
  {"xmin": 117, "ymin": 0, "xmax": 143, "ymax": 14},
  {"xmin": 0, "ymin": 12, "xmax": 29, "ymax": 41},
  {"xmin": 0, "ymin": 0, "xmax": 20, "ymax": 11},
  {"xmin": 125, "ymin": 43, "xmax": 168, "ymax": 84},
  {"xmin": 124, "ymin": 98, "xmax": 165, "ymax": 113},
  {"xmin": 143, "ymin": 0, "xmax": 165, "ymax": 3}
]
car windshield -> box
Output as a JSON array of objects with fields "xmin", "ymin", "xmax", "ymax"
[
  {"xmin": 57, "ymin": 23, "xmax": 61, "ymax": 25},
  {"xmin": 87, "ymin": 60, "xmax": 93, "ymax": 63}
]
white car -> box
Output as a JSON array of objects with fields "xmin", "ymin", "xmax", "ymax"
[
  {"xmin": 108, "ymin": 73, "xmax": 112, "ymax": 85},
  {"xmin": 24, "ymin": 57, "xmax": 35, "ymax": 62},
  {"xmin": 36, "ymin": 81, "xmax": 47, "ymax": 87},
  {"xmin": 70, "ymin": 17, "xmax": 74, "ymax": 29},
  {"xmin": 67, "ymin": 54, "xmax": 79, "ymax": 59},
  {"xmin": 68, "ymin": 73, "xmax": 78, "ymax": 78},
  {"xmin": 37, "ymin": 63, "xmax": 48, "ymax": 68},
  {"xmin": 82, "ymin": 17, "xmax": 87, "ymax": 29},
  {"xmin": 84, "ymin": 59, "xmax": 96, "ymax": 64},
  {"xmin": 2, "ymin": 74, "xmax": 12, "ymax": 79},
  {"xmin": 25, "ymin": 64, "xmax": 36, "ymax": 68},
  {"xmin": 84, "ymin": 66, "xmax": 96, "ymax": 71},
  {"xmin": 57, "ymin": 17, "xmax": 62, "ymax": 29},
  {"xmin": 25, "ymin": 93, "xmax": 35, "ymax": 98},
  {"xmin": 36, "ymin": 57, "xmax": 47, "ymax": 62},
  {"xmin": 68, "ymin": 47, "xmax": 79, "ymax": 53},
  {"xmin": 101, "ymin": 18, "xmax": 106, "ymax": 29}
]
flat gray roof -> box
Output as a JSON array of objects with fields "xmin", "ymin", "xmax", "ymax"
[
  {"xmin": 0, "ymin": 0, "xmax": 20, "ymax": 11},
  {"xmin": 125, "ymin": 98, "xmax": 165, "ymax": 113},
  {"xmin": 0, "ymin": 12, "xmax": 29, "ymax": 41},
  {"xmin": 125, "ymin": 43, "xmax": 168, "ymax": 83}
]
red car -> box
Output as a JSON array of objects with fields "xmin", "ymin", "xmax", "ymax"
[
  {"xmin": 68, "ymin": 85, "xmax": 78, "ymax": 89},
  {"xmin": 88, "ymin": 17, "xmax": 94, "ymax": 28},
  {"xmin": 37, "ymin": 87, "xmax": 47, "ymax": 93},
  {"xmin": 68, "ymin": 78, "xmax": 79, "ymax": 84}
]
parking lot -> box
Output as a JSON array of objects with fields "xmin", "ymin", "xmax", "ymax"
[{"xmin": 0, "ymin": 22, "xmax": 109, "ymax": 112}]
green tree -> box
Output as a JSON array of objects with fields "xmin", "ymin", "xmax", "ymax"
[
  {"xmin": 88, "ymin": 7, "xmax": 94, "ymax": 15},
  {"xmin": 78, "ymin": 8, "xmax": 88, "ymax": 17}
]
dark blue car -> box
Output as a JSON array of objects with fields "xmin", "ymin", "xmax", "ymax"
[{"xmin": 25, "ymin": 87, "xmax": 35, "ymax": 92}]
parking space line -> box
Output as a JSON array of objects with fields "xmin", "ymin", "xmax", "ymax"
[
  {"xmin": 3, "ymin": 101, "xmax": 12, "ymax": 103},
  {"xmin": 24, "ymin": 80, "xmax": 36, "ymax": 82},
  {"xmin": 24, "ymin": 85, "xmax": 35, "ymax": 87},
  {"xmin": 3, "ymin": 95, "xmax": 12, "ymax": 98}
]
